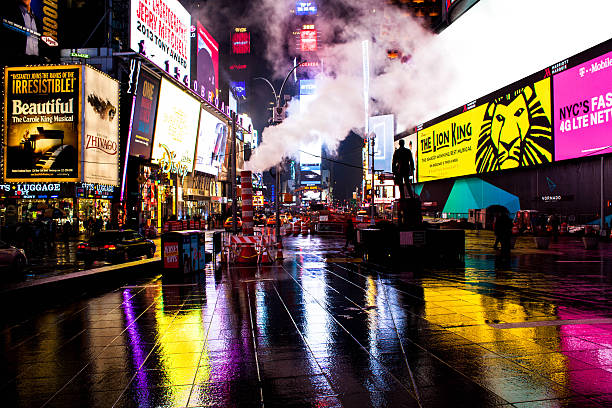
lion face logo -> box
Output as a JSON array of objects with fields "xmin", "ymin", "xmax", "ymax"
[{"xmin": 476, "ymin": 85, "xmax": 552, "ymax": 173}]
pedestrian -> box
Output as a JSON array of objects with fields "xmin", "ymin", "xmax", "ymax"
[
  {"xmin": 496, "ymin": 212, "xmax": 513, "ymax": 260},
  {"xmin": 492, "ymin": 215, "xmax": 500, "ymax": 249},
  {"xmin": 343, "ymin": 217, "xmax": 355, "ymax": 250},
  {"xmin": 549, "ymin": 214, "xmax": 560, "ymax": 242}
]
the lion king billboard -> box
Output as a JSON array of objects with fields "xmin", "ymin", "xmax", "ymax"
[{"xmin": 417, "ymin": 77, "xmax": 553, "ymax": 182}]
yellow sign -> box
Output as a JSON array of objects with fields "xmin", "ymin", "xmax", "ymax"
[
  {"xmin": 418, "ymin": 77, "xmax": 553, "ymax": 182},
  {"xmin": 253, "ymin": 195, "xmax": 264, "ymax": 207},
  {"xmin": 417, "ymin": 104, "xmax": 485, "ymax": 182}
]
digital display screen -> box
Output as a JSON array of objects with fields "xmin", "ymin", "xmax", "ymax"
[
  {"xmin": 192, "ymin": 21, "xmax": 218, "ymax": 101},
  {"xmin": 151, "ymin": 79, "xmax": 200, "ymax": 174},
  {"xmin": 194, "ymin": 109, "xmax": 227, "ymax": 176},
  {"xmin": 418, "ymin": 78, "xmax": 553, "ymax": 182},
  {"xmin": 553, "ymin": 50, "xmax": 612, "ymax": 160},
  {"xmin": 300, "ymin": 29, "xmax": 317, "ymax": 52},
  {"xmin": 130, "ymin": 0, "xmax": 191, "ymax": 82},
  {"xmin": 369, "ymin": 114, "xmax": 394, "ymax": 173},
  {"xmin": 129, "ymin": 71, "xmax": 159, "ymax": 159},
  {"xmin": 296, "ymin": 1, "xmax": 317, "ymax": 15},
  {"xmin": 231, "ymin": 32, "xmax": 250, "ymax": 54},
  {"xmin": 231, "ymin": 81, "xmax": 246, "ymax": 99},
  {"xmin": 300, "ymin": 79, "xmax": 316, "ymax": 95}
]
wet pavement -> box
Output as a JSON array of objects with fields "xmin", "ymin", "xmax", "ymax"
[{"xmin": 2, "ymin": 231, "xmax": 612, "ymax": 407}]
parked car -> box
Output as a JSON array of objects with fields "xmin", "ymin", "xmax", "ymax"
[
  {"xmin": 77, "ymin": 230, "xmax": 156, "ymax": 265},
  {"xmin": 0, "ymin": 240, "xmax": 27, "ymax": 272},
  {"xmin": 223, "ymin": 217, "xmax": 243, "ymax": 231}
]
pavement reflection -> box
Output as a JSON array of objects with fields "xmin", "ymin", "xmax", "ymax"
[{"xmin": 1, "ymin": 231, "xmax": 611, "ymax": 407}]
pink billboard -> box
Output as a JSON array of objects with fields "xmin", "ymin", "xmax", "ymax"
[{"xmin": 554, "ymin": 51, "xmax": 612, "ymax": 161}]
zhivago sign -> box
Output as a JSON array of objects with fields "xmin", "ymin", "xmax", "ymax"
[
  {"xmin": 417, "ymin": 78, "xmax": 553, "ymax": 182},
  {"xmin": 4, "ymin": 65, "xmax": 80, "ymax": 182}
]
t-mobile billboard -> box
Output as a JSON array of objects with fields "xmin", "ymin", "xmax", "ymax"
[{"xmin": 554, "ymin": 50, "xmax": 612, "ymax": 161}]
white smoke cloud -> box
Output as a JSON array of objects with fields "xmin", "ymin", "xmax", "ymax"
[
  {"xmin": 243, "ymin": 0, "xmax": 612, "ymax": 172},
  {"xmin": 247, "ymin": 0, "xmax": 441, "ymax": 171}
]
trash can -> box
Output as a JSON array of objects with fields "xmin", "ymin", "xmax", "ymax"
[{"xmin": 161, "ymin": 230, "xmax": 208, "ymax": 274}]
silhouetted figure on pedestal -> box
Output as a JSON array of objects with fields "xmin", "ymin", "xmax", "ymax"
[{"xmin": 392, "ymin": 139, "xmax": 415, "ymax": 200}]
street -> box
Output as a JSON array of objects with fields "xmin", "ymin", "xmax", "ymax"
[{"xmin": 2, "ymin": 232, "xmax": 611, "ymax": 407}]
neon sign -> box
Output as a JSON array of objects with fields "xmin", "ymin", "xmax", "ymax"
[{"xmin": 157, "ymin": 144, "xmax": 190, "ymax": 179}]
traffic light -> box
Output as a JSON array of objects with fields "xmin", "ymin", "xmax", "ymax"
[{"xmin": 272, "ymin": 105, "xmax": 286, "ymax": 123}]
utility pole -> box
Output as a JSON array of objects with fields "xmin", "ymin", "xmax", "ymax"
[
  {"xmin": 231, "ymin": 112, "xmax": 238, "ymax": 234},
  {"xmin": 370, "ymin": 136, "xmax": 375, "ymax": 226}
]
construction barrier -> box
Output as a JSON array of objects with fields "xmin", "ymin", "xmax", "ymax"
[{"xmin": 222, "ymin": 230, "xmax": 282, "ymax": 264}]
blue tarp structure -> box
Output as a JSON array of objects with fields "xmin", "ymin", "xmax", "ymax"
[
  {"xmin": 587, "ymin": 214, "xmax": 612, "ymax": 226},
  {"xmin": 442, "ymin": 178, "xmax": 520, "ymax": 217}
]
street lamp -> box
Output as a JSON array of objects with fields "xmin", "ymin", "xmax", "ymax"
[{"xmin": 254, "ymin": 61, "xmax": 306, "ymax": 247}]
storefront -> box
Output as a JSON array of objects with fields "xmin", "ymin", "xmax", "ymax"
[
  {"xmin": 0, "ymin": 183, "xmax": 76, "ymax": 226},
  {"xmin": 75, "ymin": 183, "xmax": 116, "ymax": 232}
]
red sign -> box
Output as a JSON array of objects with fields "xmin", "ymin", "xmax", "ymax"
[
  {"xmin": 231, "ymin": 32, "xmax": 251, "ymax": 54},
  {"xmin": 163, "ymin": 242, "xmax": 179, "ymax": 268},
  {"xmin": 300, "ymin": 29, "xmax": 317, "ymax": 52}
]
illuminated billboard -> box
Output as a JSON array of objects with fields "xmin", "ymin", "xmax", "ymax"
[
  {"xmin": 554, "ymin": 50, "xmax": 612, "ymax": 160},
  {"xmin": 4, "ymin": 65, "xmax": 80, "ymax": 182},
  {"xmin": 192, "ymin": 21, "xmax": 218, "ymax": 101},
  {"xmin": 83, "ymin": 67, "xmax": 119, "ymax": 186},
  {"xmin": 300, "ymin": 164, "xmax": 321, "ymax": 185},
  {"xmin": 194, "ymin": 109, "xmax": 227, "ymax": 176},
  {"xmin": 130, "ymin": 0, "xmax": 191, "ymax": 82},
  {"xmin": 296, "ymin": 1, "xmax": 317, "ymax": 15},
  {"xmin": 299, "ymin": 79, "xmax": 316, "ymax": 95},
  {"xmin": 231, "ymin": 81, "xmax": 246, "ymax": 99},
  {"xmin": 368, "ymin": 114, "xmax": 394, "ymax": 173},
  {"xmin": 129, "ymin": 70, "xmax": 160, "ymax": 159},
  {"xmin": 418, "ymin": 78, "xmax": 553, "ymax": 182},
  {"xmin": 300, "ymin": 28, "xmax": 317, "ymax": 52},
  {"xmin": 1, "ymin": 0, "xmax": 61, "ymax": 64},
  {"xmin": 151, "ymin": 79, "xmax": 200, "ymax": 177},
  {"xmin": 231, "ymin": 30, "xmax": 250, "ymax": 54}
]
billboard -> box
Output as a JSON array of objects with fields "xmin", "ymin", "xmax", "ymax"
[
  {"xmin": 129, "ymin": 70, "xmax": 160, "ymax": 159},
  {"xmin": 231, "ymin": 81, "xmax": 246, "ymax": 99},
  {"xmin": 418, "ymin": 77, "xmax": 553, "ymax": 182},
  {"xmin": 299, "ymin": 79, "xmax": 316, "ymax": 95},
  {"xmin": 369, "ymin": 114, "xmax": 394, "ymax": 173},
  {"xmin": 300, "ymin": 28, "xmax": 317, "ymax": 52},
  {"xmin": 296, "ymin": 1, "xmax": 317, "ymax": 15},
  {"xmin": 1, "ymin": 0, "xmax": 60, "ymax": 64},
  {"xmin": 151, "ymin": 79, "xmax": 200, "ymax": 177},
  {"xmin": 4, "ymin": 65, "xmax": 80, "ymax": 182},
  {"xmin": 83, "ymin": 67, "xmax": 119, "ymax": 186},
  {"xmin": 554, "ymin": 50, "xmax": 612, "ymax": 160},
  {"xmin": 192, "ymin": 21, "xmax": 218, "ymax": 101},
  {"xmin": 194, "ymin": 109, "xmax": 227, "ymax": 176},
  {"xmin": 130, "ymin": 0, "xmax": 191, "ymax": 82},
  {"xmin": 300, "ymin": 164, "xmax": 321, "ymax": 185},
  {"xmin": 231, "ymin": 31, "xmax": 250, "ymax": 54}
]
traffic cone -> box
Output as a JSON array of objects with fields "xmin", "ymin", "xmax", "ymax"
[
  {"xmin": 275, "ymin": 238, "xmax": 284, "ymax": 261},
  {"xmin": 259, "ymin": 242, "xmax": 272, "ymax": 264},
  {"xmin": 237, "ymin": 244, "xmax": 258, "ymax": 264}
]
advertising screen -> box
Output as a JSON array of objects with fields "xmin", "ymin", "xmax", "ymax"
[
  {"xmin": 554, "ymin": 50, "xmax": 612, "ymax": 160},
  {"xmin": 369, "ymin": 114, "xmax": 394, "ymax": 173},
  {"xmin": 192, "ymin": 21, "xmax": 218, "ymax": 101},
  {"xmin": 300, "ymin": 29, "xmax": 317, "ymax": 52},
  {"xmin": 296, "ymin": 1, "xmax": 317, "ymax": 15},
  {"xmin": 4, "ymin": 65, "xmax": 80, "ymax": 182},
  {"xmin": 300, "ymin": 79, "xmax": 316, "ymax": 95},
  {"xmin": 195, "ymin": 109, "xmax": 227, "ymax": 176},
  {"xmin": 151, "ymin": 79, "xmax": 200, "ymax": 176},
  {"xmin": 0, "ymin": 0, "xmax": 60, "ymax": 66},
  {"xmin": 231, "ymin": 31, "xmax": 250, "ymax": 54},
  {"xmin": 130, "ymin": 0, "xmax": 191, "ymax": 82},
  {"xmin": 300, "ymin": 164, "xmax": 321, "ymax": 185},
  {"xmin": 231, "ymin": 81, "xmax": 246, "ymax": 99},
  {"xmin": 129, "ymin": 70, "xmax": 160, "ymax": 159},
  {"xmin": 83, "ymin": 66, "xmax": 119, "ymax": 186},
  {"xmin": 418, "ymin": 77, "xmax": 553, "ymax": 182}
]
